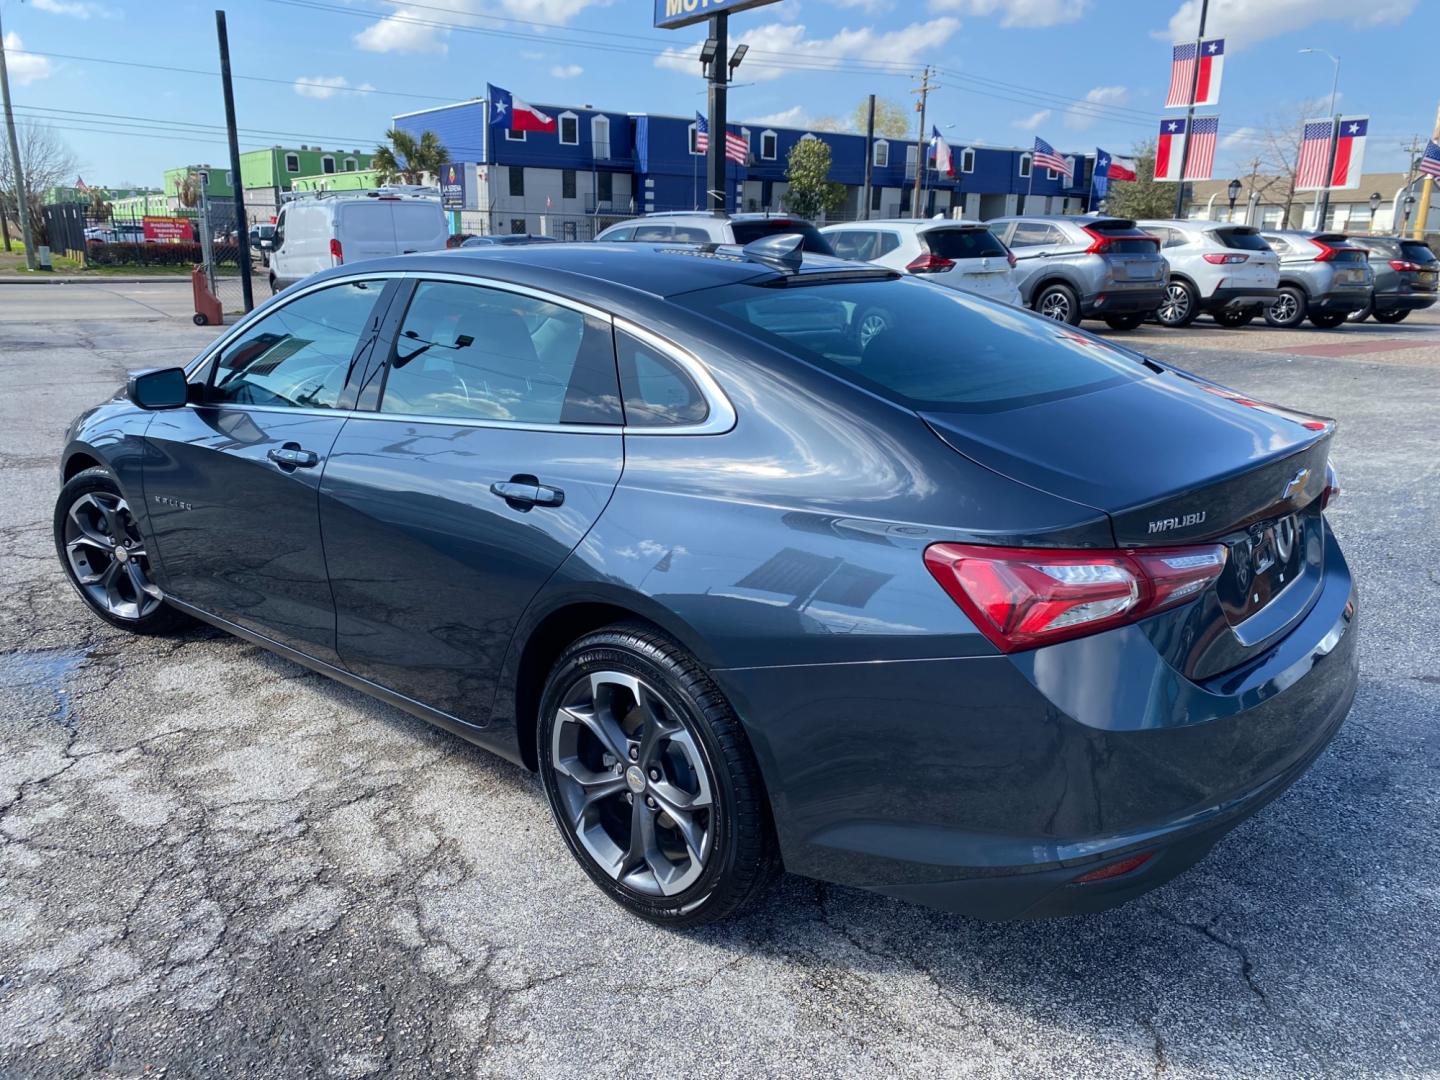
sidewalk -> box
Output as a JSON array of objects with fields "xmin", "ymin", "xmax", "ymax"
[{"xmin": 0, "ymin": 274, "xmax": 192, "ymax": 285}]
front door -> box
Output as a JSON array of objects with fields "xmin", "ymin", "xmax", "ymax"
[
  {"xmin": 320, "ymin": 277, "xmax": 626, "ymax": 724},
  {"xmin": 144, "ymin": 278, "xmax": 391, "ymax": 662}
]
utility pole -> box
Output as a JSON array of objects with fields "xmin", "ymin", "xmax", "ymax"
[
  {"xmin": 215, "ymin": 10, "xmax": 254, "ymax": 311},
  {"xmin": 0, "ymin": 7, "xmax": 38, "ymax": 269},
  {"xmin": 706, "ymin": 13, "xmax": 728, "ymax": 214},
  {"xmin": 1412, "ymin": 102, "xmax": 1440, "ymax": 240},
  {"xmin": 911, "ymin": 66, "xmax": 936, "ymax": 219},
  {"xmin": 1173, "ymin": 0, "xmax": 1209, "ymax": 219},
  {"xmin": 861, "ymin": 94, "xmax": 875, "ymax": 221}
]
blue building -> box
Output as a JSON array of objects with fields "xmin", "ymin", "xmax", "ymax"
[{"xmin": 393, "ymin": 98, "xmax": 1095, "ymax": 237}]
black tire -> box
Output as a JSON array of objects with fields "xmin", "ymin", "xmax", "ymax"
[
  {"xmin": 192, "ymin": 312, "xmax": 209, "ymax": 326},
  {"xmin": 269, "ymin": 273, "xmax": 279, "ymax": 296},
  {"xmin": 1374, "ymin": 308, "xmax": 1410, "ymax": 324},
  {"xmin": 537, "ymin": 623, "xmax": 778, "ymax": 927},
  {"xmin": 1264, "ymin": 286, "xmax": 1307, "ymax": 328},
  {"xmin": 1156, "ymin": 278, "xmax": 1199, "ymax": 327},
  {"xmin": 54, "ymin": 467, "xmax": 190, "ymax": 635},
  {"xmin": 1033, "ymin": 283, "xmax": 1081, "ymax": 324},
  {"xmin": 1212, "ymin": 308, "xmax": 1257, "ymax": 328},
  {"xmin": 1102, "ymin": 312, "xmax": 1145, "ymax": 331},
  {"xmin": 1308, "ymin": 312, "xmax": 1347, "ymax": 329},
  {"xmin": 1346, "ymin": 298, "xmax": 1373, "ymax": 323}
]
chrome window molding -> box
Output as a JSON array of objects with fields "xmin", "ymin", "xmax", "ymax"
[{"xmin": 612, "ymin": 318, "xmax": 737, "ymax": 436}]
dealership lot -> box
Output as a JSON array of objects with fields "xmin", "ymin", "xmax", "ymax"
[{"xmin": 1, "ymin": 290, "xmax": 1437, "ymax": 1078}]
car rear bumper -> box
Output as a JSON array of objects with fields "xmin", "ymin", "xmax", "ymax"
[
  {"xmin": 717, "ymin": 525, "xmax": 1357, "ymax": 921},
  {"xmin": 1080, "ymin": 287, "xmax": 1166, "ymax": 316},
  {"xmin": 1310, "ymin": 290, "xmax": 1372, "ymax": 315},
  {"xmin": 1203, "ymin": 286, "xmax": 1281, "ymax": 311},
  {"xmin": 1374, "ymin": 290, "xmax": 1437, "ymax": 313}
]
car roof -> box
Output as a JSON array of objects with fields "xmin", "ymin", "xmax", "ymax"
[
  {"xmin": 823, "ymin": 218, "xmax": 987, "ymax": 230},
  {"xmin": 612, "ymin": 212, "xmax": 814, "ymax": 224},
  {"xmin": 1138, "ymin": 218, "xmax": 1251, "ymax": 229}
]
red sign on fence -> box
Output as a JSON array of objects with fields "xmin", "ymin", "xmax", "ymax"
[{"xmin": 142, "ymin": 216, "xmax": 193, "ymax": 242}]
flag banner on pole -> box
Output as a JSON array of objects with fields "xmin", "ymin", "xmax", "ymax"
[
  {"xmin": 724, "ymin": 130, "xmax": 748, "ymax": 165},
  {"xmin": 1155, "ymin": 118, "xmax": 1187, "ymax": 180},
  {"xmin": 1183, "ymin": 116, "xmax": 1218, "ymax": 180},
  {"xmin": 1327, "ymin": 116, "xmax": 1368, "ymax": 190},
  {"xmin": 1166, "ymin": 38, "xmax": 1225, "ymax": 108},
  {"xmin": 931, "ymin": 125, "xmax": 954, "ymax": 177},
  {"xmin": 695, "ymin": 112, "xmax": 709, "ymax": 153},
  {"xmin": 1294, "ymin": 119, "xmax": 1333, "ymax": 191},
  {"xmin": 487, "ymin": 84, "xmax": 556, "ymax": 133},
  {"xmin": 1421, "ymin": 139, "xmax": 1440, "ymax": 180},
  {"xmin": 1032, "ymin": 137, "xmax": 1071, "ymax": 178}
]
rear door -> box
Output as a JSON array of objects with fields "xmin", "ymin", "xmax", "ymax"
[
  {"xmin": 319, "ymin": 275, "xmax": 625, "ymax": 724},
  {"xmin": 337, "ymin": 202, "xmax": 398, "ymax": 264},
  {"xmin": 1003, "ymin": 221, "xmax": 1065, "ymax": 298},
  {"xmin": 391, "ymin": 200, "xmax": 449, "ymax": 254}
]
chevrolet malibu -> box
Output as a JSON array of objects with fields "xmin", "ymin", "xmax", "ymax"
[{"xmin": 54, "ymin": 239, "xmax": 1357, "ymax": 926}]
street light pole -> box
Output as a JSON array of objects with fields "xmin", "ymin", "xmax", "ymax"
[
  {"xmin": 1300, "ymin": 48, "xmax": 1340, "ymax": 229},
  {"xmin": 0, "ymin": 8, "xmax": 38, "ymax": 270},
  {"xmin": 1172, "ymin": 0, "xmax": 1209, "ymax": 219}
]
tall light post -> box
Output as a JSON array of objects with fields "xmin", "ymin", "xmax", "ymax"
[
  {"xmin": 1368, "ymin": 191, "xmax": 1381, "ymax": 233},
  {"xmin": 1401, "ymin": 190, "xmax": 1417, "ymax": 235},
  {"xmin": 1299, "ymin": 47, "xmax": 1340, "ymax": 228},
  {"xmin": 1227, "ymin": 178, "xmax": 1241, "ymax": 222}
]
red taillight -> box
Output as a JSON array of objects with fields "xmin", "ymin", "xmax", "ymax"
[
  {"xmin": 1389, "ymin": 259, "xmax": 1422, "ymax": 272},
  {"xmin": 1082, "ymin": 226, "xmax": 1158, "ymax": 255},
  {"xmin": 1310, "ymin": 238, "xmax": 1339, "ymax": 261},
  {"xmin": 1202, "ymin": 252, "xmax": 1248, "ymax": 264},
  {"xmin": 1072, "ymin": 851, "xmax": 1155, "ymax": 884},
  {"xmin": 923, "ymin": 542, "xmax": 1227, "ymax": 653},
  {"xmin": 330, "ymin": 238, "xmax": 344, "ymax": 263},
  {"xmin": 907, "ymin": 253, "xmax": 955, "ymax": 274},
  {"xmin": 1322, "ymin": 461, "xmax": 1340, "ymax": 509}
]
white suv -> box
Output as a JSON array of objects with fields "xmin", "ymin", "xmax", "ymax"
[
  {"xmin": 1138, "ymin": 220, "xmax": 1281, "ymax": 328},
  {"xmin": 820, "ymin": 219, "xmax": 1021, "ymax": 305}
]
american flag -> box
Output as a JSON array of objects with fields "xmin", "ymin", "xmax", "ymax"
[
  {"xmin": 1166, "ymin": 38, "xmax": 1225, "ymax": 108},
  {"xmin": 1183, "ymin": 115, "xmax": 1218, "ymax": 179},
  {"xmin": 1295, "ymin": 120, "xmax": 1335, "ymax": 190},
  {"xmin": 1421, "ymin": 139, "xmax": 1440, "ymax": 181},
  {"xmin": 1032, "ymin": 137, "xmax": 1070, "ymax": 178},
  {"xmin": 694, "ymin": 112, "xmax": 749, "ymax": 165},
  {"xmin": 694, "ymin": 111, "xmax": 710, "ymax": 154}
]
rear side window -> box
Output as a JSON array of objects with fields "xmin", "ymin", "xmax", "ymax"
[
  {"xmin": 1007, "ymin": 223, "xmax": 1062, "ymax": 248},
  {"xmin": 924, "ymin": 228, "xmax": 1009, "ymax": 260},
  {"xmin": 826, "ymin": 230, "xmax": 873, "ymax": 261},
  {"xmin": 671, "ymin": 225, "xmax": 712, "ymax": 243},
  {"xmin": 1400, "ymin": 241, "xmax": 1438, "ymax": 265},
  {"xmin": 598, "ymin": 226, "xmax": 635, "ymax": 242},
  {"xmin": 729, "ymin": 219, "xmax": 835, "ymax": 256},
  {"xmin": 616, "ymin": 330, "xmax": 708, "ymax": 428},
  {"xmin": 633, "ymin": 224, "xmax": 674, "ymax": 241},
  {"xmin": 1262, "ymin": 235, "xmax": 1291, "ymax": 253},
  {"xmin": 1212, "ymin": 228, "xmax": 1272, "ymax": 251},
  {"xmin": 679, "ymin": 278, "xmax": 1149, "ymax": 413}
]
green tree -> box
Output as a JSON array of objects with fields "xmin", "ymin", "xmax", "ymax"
[
  {"xmin": 372, "ymin": 128, "xmax": 449, "ymax": 185},
  {"xmin": 784, "ymin": 137, "xmax": 846, "ymax": 221},
  {"xmin": 852, "ymin": 97, "xmax": 912, "ymax": 139},
  {"xmin": 1100, "ymin": 140, "xmax": 1180, "ymax": 220}
]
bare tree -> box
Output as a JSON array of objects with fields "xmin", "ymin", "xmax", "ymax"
[
  {"xmin": 851, "ymin": 97, "xmax": 912, "ymax": 139},
  {"xmin": 0, "ymin": 122, "xmax": 79, "ymax": 247}
]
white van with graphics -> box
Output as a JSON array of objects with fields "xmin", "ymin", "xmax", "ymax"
[{"xmin": 269, "ymin": 189, "xmax": 448, "ymax": 292}]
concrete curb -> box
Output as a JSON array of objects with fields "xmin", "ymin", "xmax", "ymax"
[{"xmin": 0, "ymin": 276, "xmax": 193, "ymax": 285}]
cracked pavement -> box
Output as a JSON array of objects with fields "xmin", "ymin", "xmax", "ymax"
[{"xmin": 1, "ymin": 285, "xmax": 1437, "ymax": 1078}]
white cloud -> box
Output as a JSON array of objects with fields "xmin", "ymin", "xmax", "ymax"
[
  {"xmin": 927, "ymin": 0, "xmax": 1087, "ymax": 28},
  {"xmin": 1064, "ymin": 84, "xmax": 1128, "ymax": 130},
  {"xmin": 30, "ymin": 0, "xmax": 111, "ymax": 16},
  {"xmin": 1160, "ymin": 0, "xmax": 1415, "ymax": 47},
  {"xmin": 656, "ymin": 18, "xmax": 960, "ymax": 82},
  {"xmin": 1221, "ymin": 125, "xmax": 1259, "ymax": 150},
  {"xmin": 355, "ymin": 0, "xmax": 606, "ymax": 53},
  {"xmin": 550, "ymin": 64, "xmax": 583, "ymax": 78},
  {"xmin": 3, "ymin": 34, "xmax": 52, "ymax": 86},
  {"xmin": 293, "ymin": 75, "xmax": 377, "ymax": 99},
  {"xmin": 744, "ymin": 106, "xmax": 816, "ymax": 128},
  {"xmin": 1012, "ymin": 108, "xmax": 1052, "ymax": 131}
]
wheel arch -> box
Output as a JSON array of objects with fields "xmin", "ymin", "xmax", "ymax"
[
  {"xmin": 62, "ymin": 449, "xmax": 105, "ymax": 482},
  {"xmin": 1276, "ymin": 277, "xmax": 1313, "ymax": 299},
  {"xmin": 1028, "ymin": 275, "xmax": 1080, "ymax": 307}
]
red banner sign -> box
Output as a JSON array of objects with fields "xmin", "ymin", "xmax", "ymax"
[{"xmin": 142, "ymin": 216, "xmax": 193, "ymax": 242}]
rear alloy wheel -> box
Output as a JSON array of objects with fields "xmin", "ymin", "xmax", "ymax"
[
  {"xmin": 1034, "ymin": 283, "xmax": 1080, "ymax": 325},
  {"xmin": 1156, "ymin": 279, "xmax": 1199, "ymax": 327},
  {"xmin": 1213, "ymin": 308, "xmax": 1257, "ymax": 328},
  {"xmin": 1374, "ymin": 308, "xmax": 1410, "ymax": 324},
  {"xmin": 1103, "ymin": 312, "xmax": 1145, "ymax": 331},
  {"xmin": 54, "ymin": 467, "xmax": 189, "ymax": 634},
  {"xmin": 1264, "ymin": 286, "xmax": 1307, "ymax": 328},
  {"xmin": 538, "ymin": 624, "xmax": 777, "ymax": 926},
  {"xmin": 1308, "ymin": 312, "xmax": 1347, "ymax": 329}
]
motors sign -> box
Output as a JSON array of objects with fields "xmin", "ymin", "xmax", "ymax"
[{"xmin": 654, "ymin": 0, "xmax": 782, "ymax": 30}]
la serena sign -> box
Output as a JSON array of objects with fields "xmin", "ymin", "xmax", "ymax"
[{"xmin": 653, "ymin": 0, "xmax": 781, "ymax": 30}]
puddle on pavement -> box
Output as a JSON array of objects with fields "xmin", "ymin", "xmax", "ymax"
[{"xmin": 0, "ymin": 648, "xmax": 87, "ymax": 726}]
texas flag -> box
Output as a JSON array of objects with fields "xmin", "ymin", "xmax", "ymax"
[
  {"xmin": 929, "ymin": 125, "xmax": 954, "ymax": 177},
  {"xmin": 487, "ymin": 83, "xmax": 556, "ymax": 134},
  {"xmin": 1090, "ymin": 148, "xmax": 1137, "ymax": 202},
  {"xmin": 1165, "ymin": 38, "xmax": 1225, "ymax": 108},
  {"xmin": 1328, "ymin": 115, "xmax": 1369, "ymax": 190},
  {"xmin": 1154, "ymin": 118, "xmax": 1189, "ymax": 181}
]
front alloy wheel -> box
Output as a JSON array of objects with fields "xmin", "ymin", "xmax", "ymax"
[{"xmin": 1156, "ymin": 280, "xmax": 1198, "ymax": 327}]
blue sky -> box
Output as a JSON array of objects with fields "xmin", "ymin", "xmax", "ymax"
[{"xmin": 2, "ymin": 0, "xmax": 1434, "ymax": 187}]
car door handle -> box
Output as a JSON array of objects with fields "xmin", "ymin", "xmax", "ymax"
[
  {"xmin": 491, "ymin": 479, "xmax": 564, "ymax": 508},
  {"xmin": 267, "ymin": 445, "xmax": 319, "ymax": 470}
]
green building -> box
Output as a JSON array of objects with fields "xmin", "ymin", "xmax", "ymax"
[
  {"xmin": 290, "ymin": 167, "xmax": 384, "ymax": 194},
  {"xmin": 162, "ymin": 145, "xmax": 375, "ymax": 222}
]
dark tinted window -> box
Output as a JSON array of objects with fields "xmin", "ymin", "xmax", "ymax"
[
  {"xmin": 678, "ymin": 278, "xmax": 1149, "ymax": 413},
  {"xmin": 508, "ymin": 166, "xmax": 524, "ymax": 197},
  {"xmin": 562, "ymin": 169, "xmax": 577, "ymax": 199},
  {"xmin": 379, "ymin": 281, "xmax": 620, "ymax": 425},
  {"xmin": 876, "ymin": 232, "xmax": 902, "ymax": 256},
  {"xmin": 729, "ymin": 219, "xmax": 835, "ymax": 255},
  {"xmin": 1213, "ymin": 228, "xmax": 1272, "ymax": 251},
  {"xmin": 826, "ymin": 230, "xmax": 875, "ymax": 261},
  {"xmin": 1101, "ymin": 237, "xmax": 1161, "ymax": 254},
  {"xmin": 209, "ymin": 281, "xmax": 380, "ymax": 408},
  {"xmin": 924, "ymin": 228, "xmax": 1009, "ymax": 259},
  {"xmin": 616, "ymin": 330, "xmax": 708, "ymax": 427},
  {"xmin": 597, "ymin": 172, "xmax": 613, "ymax": 202},
  {"xmin": 1007, "ymin": 222, "xmax": 1062, "ymax": 248},
  {"xmin": 1400, "ymin": 241, "xmax": 1438, "ymax": 265}
]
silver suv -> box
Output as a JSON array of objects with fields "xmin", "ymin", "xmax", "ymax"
[
  {"xmin": 1138, "ymin": 220, "xmax": 1280, "ymax": 328},
  {"xmin": 1257, "ymin": 230, "xmax": 1374, "ymax": 328},
  {"xmin": 986, "ymin": 215, "xmax": 1167, "ymax": 329},
  {"xmin": 595, "ymin": 211, "xmax": 834, "ymax": 255}
]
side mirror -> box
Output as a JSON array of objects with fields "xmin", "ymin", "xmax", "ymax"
[{"xmin": 126, "ymin": 367, "xmax": 189, "ymax": 410}]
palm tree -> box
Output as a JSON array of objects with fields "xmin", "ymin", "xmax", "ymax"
[{"xmin": 372, "ymin": 128, "xmax": 449, "ymax": 185}]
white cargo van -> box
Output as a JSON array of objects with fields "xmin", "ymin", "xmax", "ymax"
[{"xmin": 268, "ymin": 190, "xmax": 448, "ymax": 292}]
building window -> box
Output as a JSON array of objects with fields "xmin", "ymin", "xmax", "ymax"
[
  {"xmin": 197, "ymin": 170, "xmax": 210, "ymax": 187},
  {"xmin": 905, "ymin": 144, "xmax": 918, "ymax": 171},
  {"xmin": 322, "ymin": 155, "xmax": 335, "ymax": 175},
  {"xmin": 1018, "ymin": 153, "xmax": 1032, "ymax": 178},
  {"xmin": 761, "ymin": 130, "xmax": 777, "ymax": 161},
  {"xmin": 1064, "ymin": 156, "xmax": 1075, "ymax": 183},
  {"xmin": 597, "ymin": 171, "xmax": 613, "ymax": 204},
  {"xmin": 511, "ymin": 218, "xmax": 527, "ymax": 235},
  {"xmin": 509, "ymin": 166, "xmax": 524, "ymax": 197},
  {"xmin": 344, "ymin": 158, "xmax": 357, "ymax": 172},
  {"xmin": 870, "ymin": 185, "xmax": 883, "ymax": 211},
  {"xmin": 559, "ymin": 112, "xmax": 579, "ymax": 146},
  {"xmin": 872, "ymin": 140, "xmax": 888, "ymax": 169},
  {"xmin": 285, "ymin": 153, "xmax": 299, "ymax": 173},
  {"xmin": 562, "ymin": 169, "xmax": 577, "ymax": 200},
  {"xmin": 592, "ymin": 115, "xmax": 611, "ymax": 160},
  {"xmin": 505, "ymin": 128, "xmax": 526, "ymax": 142},
  {"xmin": 960, "ymin": 147, "xmax": 975, "ymax": 174},
  {"xmin": 688, "ymin": 122, "xmax": 702, "ymax": 156}
]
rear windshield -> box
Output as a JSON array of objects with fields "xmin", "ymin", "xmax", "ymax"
[
  {"xmin": 1085, "ymin": 218, "xmax": 1158, "ymax": 255},
  {"xmin": 1100, "ymin": 237, "xmax": 1161, "ymax": 254},
  {"xmin": 677, "ymin": 277, "xmax": 1149, "ymax": 413},
  {"xmin": 1400, "ymin": 241, "xmax": 1438, "ymax": 265},
  {"xmin": 924, "ymin": 228, "xmax": 1009, "ymax": 260},
  {"xmin": 730, "ymin": 219, "xmax": 835, "ymax": 256},
  {"xmin": 1212, "ymin": 228, "xmax": 1271, "ymax": 251}
]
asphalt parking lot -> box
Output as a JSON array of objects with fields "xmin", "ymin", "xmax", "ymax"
[{"xmin": 1, "ymin": 282, "xmax": 1437, "ymax": 1079}]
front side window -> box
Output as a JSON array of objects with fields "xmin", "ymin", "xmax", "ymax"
[
  {"xmin": 208, "ymin": 281, "xmax": 381, "ymax": 409},
  {"xmin": 616, "ymin": 330, "xmax": 708, "ymax": 428},
  {"xmin": 379, "ymin": 281, "xmax": 621, "ymax": 425}
]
